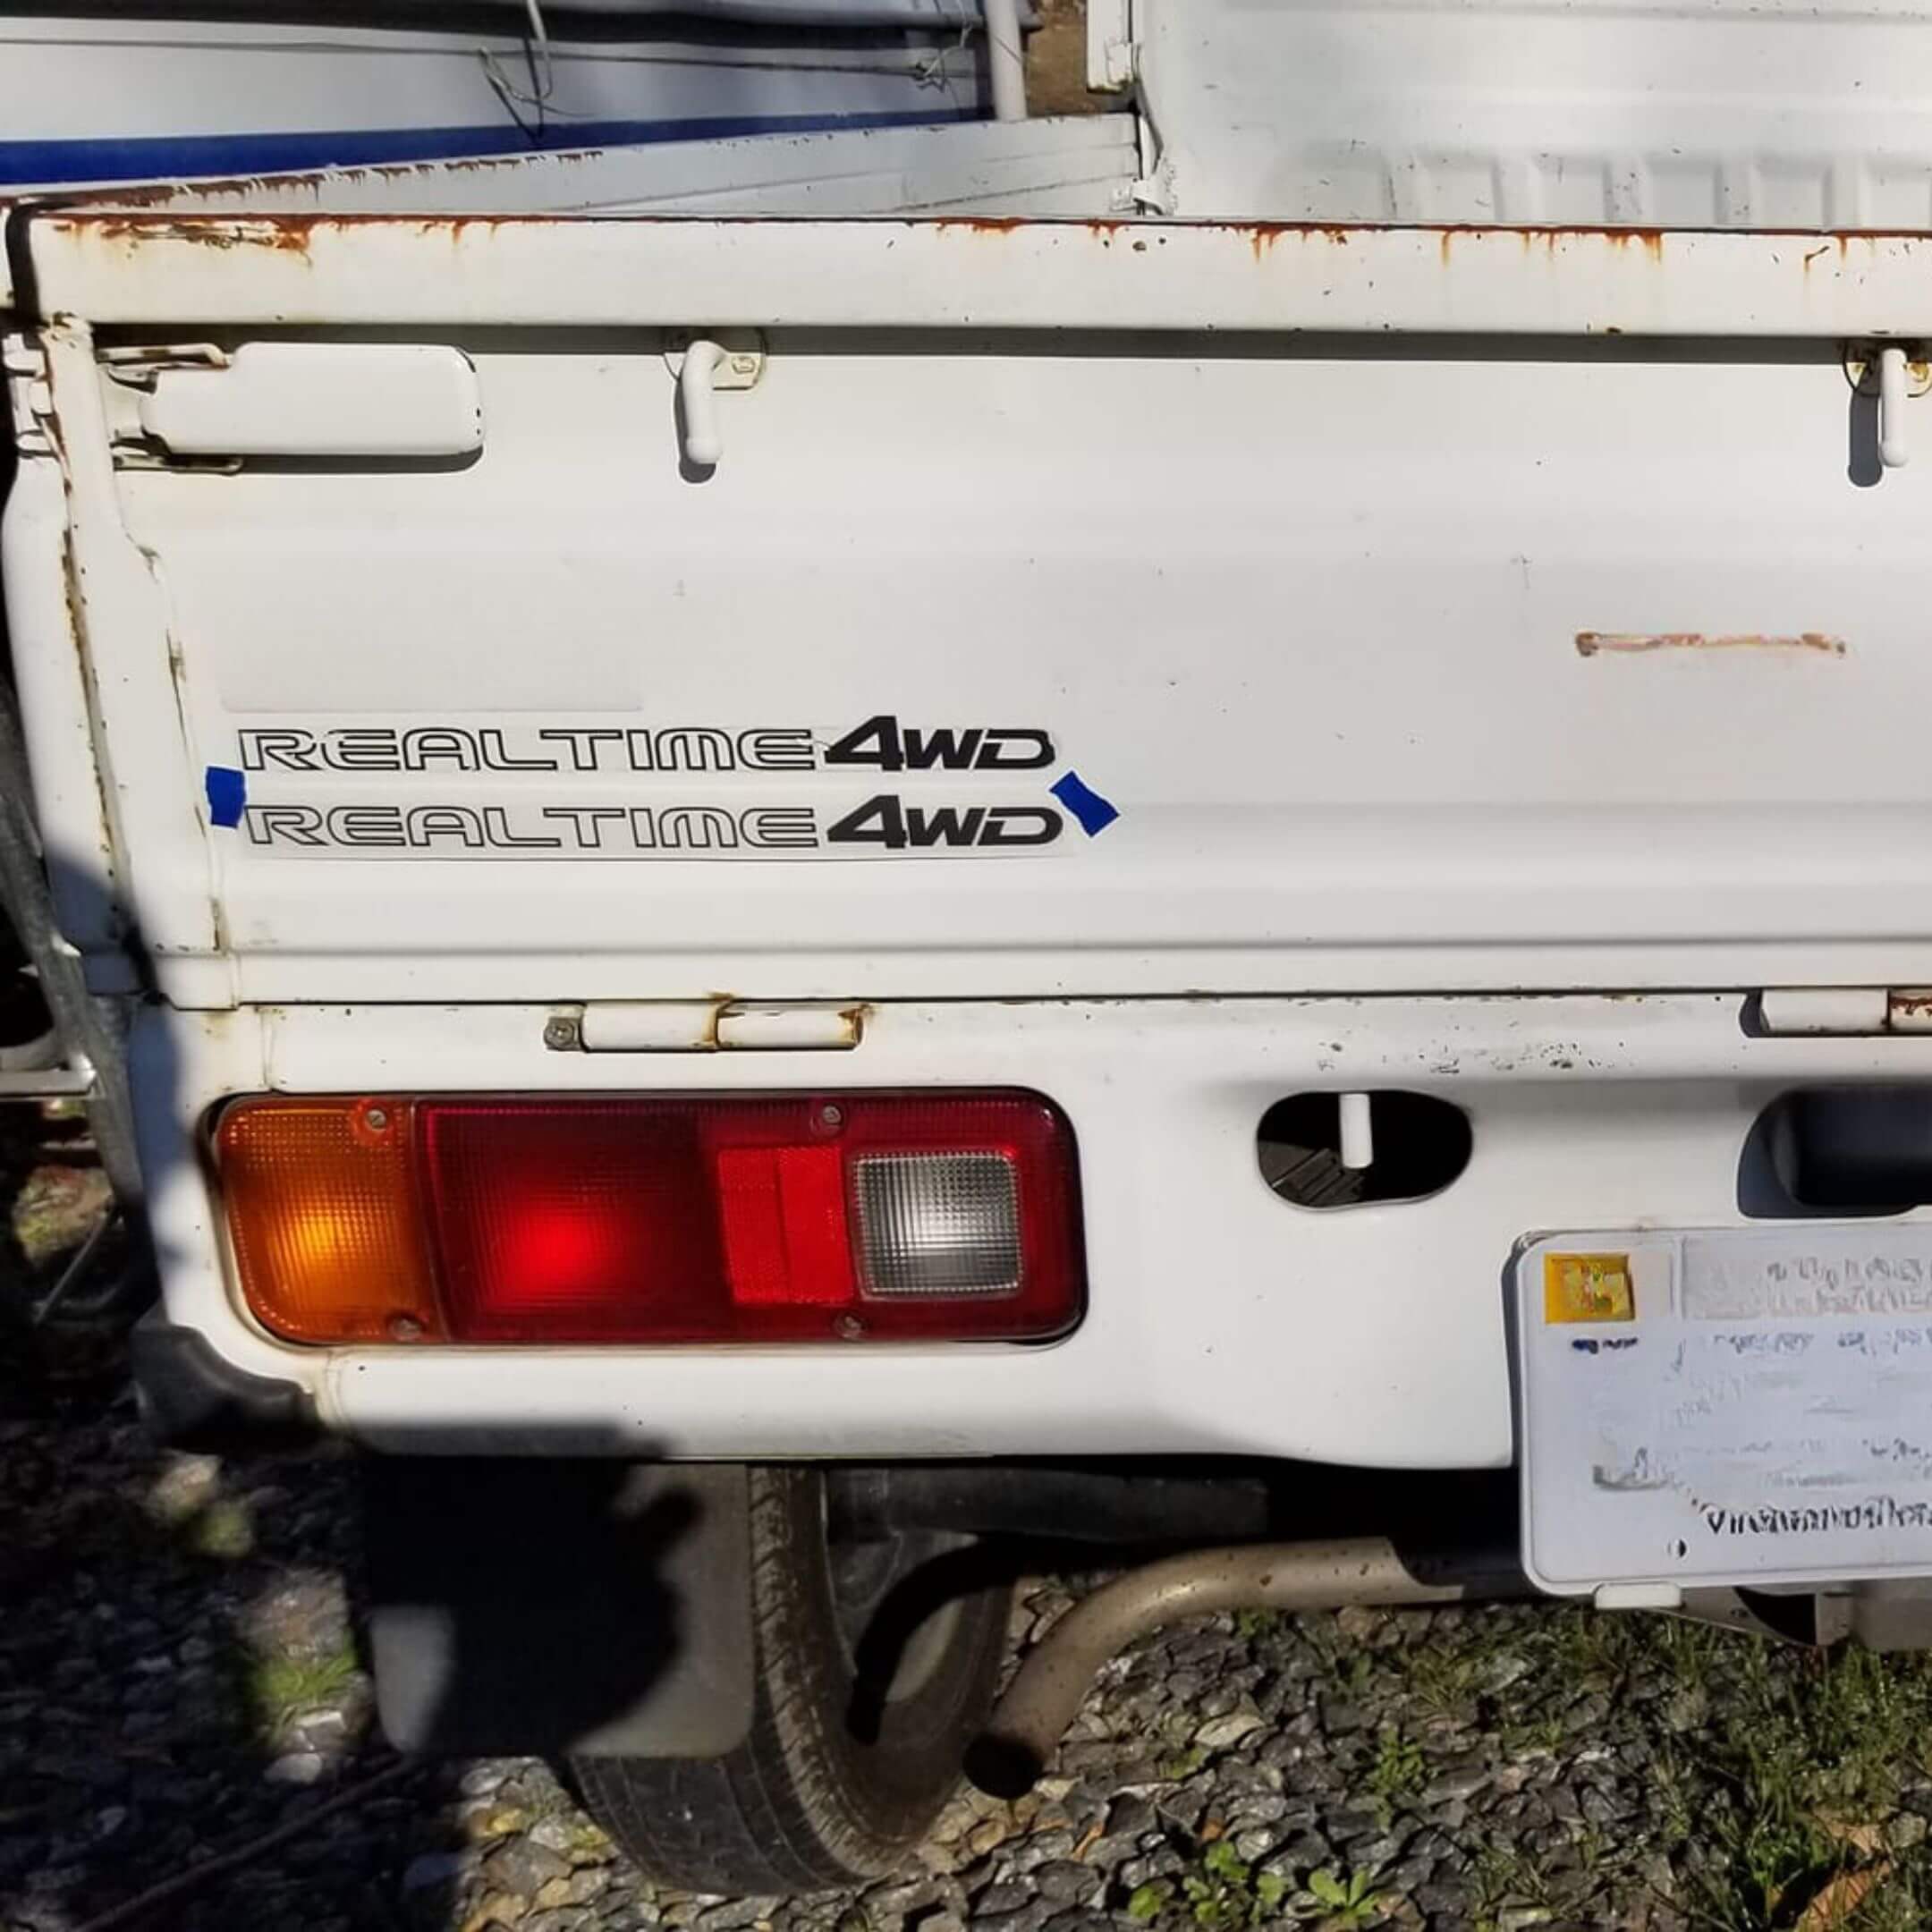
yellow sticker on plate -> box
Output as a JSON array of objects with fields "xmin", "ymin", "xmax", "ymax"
[{"xmin": 1543, "ymin": 1252, "xmax": 1635, "ymax": 1324}]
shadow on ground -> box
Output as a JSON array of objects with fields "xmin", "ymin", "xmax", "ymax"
[{"xmin": 0, "ymin": 1364, "xmax": 480, "ymax": 1932}]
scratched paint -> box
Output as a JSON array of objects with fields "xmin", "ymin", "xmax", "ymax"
[{"xmin": 1575, "ymin": 631, "xmax": 1847, "ymax": 657}]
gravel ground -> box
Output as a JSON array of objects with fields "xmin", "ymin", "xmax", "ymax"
[
  {"xmin": 8, "ymin": 1381, "xmax": 1932, "ymax": 1932},
  {"xmin": 9, "ymin": 1116, "xmax": 1932, "ymax": 1932}
]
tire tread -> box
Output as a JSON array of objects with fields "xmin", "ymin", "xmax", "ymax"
[{"xmin": 575, "ymin": 1470, "xmax": 1004, "ymax": 1894}]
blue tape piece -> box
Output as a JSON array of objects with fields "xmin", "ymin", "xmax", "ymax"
[
  {"xmin": 205, "ymin": 766, "xmax": 246, "ymax": 830},
  {"xmin": 1050, "ymin": 770, "xmax": 1120, "ymax": 838},
  {"xmin": 0, "ymin": 109, "xmax": 976, "ymax": 188}
]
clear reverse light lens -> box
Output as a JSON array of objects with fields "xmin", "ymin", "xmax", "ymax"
[{"xmin": 854, "ymin": 1152, "xmax": 1021, "ymax": 1296}]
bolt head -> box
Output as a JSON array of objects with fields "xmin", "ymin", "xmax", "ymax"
[
  {"xmin": 834, "ymin": 1314, "xmax": 866, "ymax": 1342},
  {"xmin": 544, "ymin": 1016, "xmax": 580, "ymax": 1051},
  {"xmin": 362, "ymin": 1106, "xmax": 388, "ymax": 1132}
]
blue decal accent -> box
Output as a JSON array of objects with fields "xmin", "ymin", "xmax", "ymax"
[
  {"xmin": 1050, "ymin": 770, "xmax": 1120, "ymax": 838},
  {"xmin": 205, "ymin": 766, "xmax": 246, "ymax": 830},
  {"xmin": 0, "ymin": 109, "xmax": 976, "ymax": 189}
]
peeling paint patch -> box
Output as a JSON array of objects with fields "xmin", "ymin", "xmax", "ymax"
[{"xmin": 1575, "ymin": 630, "xmax": 1846, "ymax": 658}]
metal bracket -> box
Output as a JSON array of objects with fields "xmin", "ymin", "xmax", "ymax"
[
  {"xmin": 100, "ymin": 344, "xmax": 236, "ymax": 469},
  {"xmin": 1085, "ymin": 0, "xmax": 1135, "ymax": 89},
  {"xmin": 663, "ymin": 331, "xmax": 765, "ymax": 392},
  {"xmin": 1845, "ymin": 341, "xmax": 1932, "ymax": 469},
  {"xmin": 4, "ymin": 335, "xmax": 53, "ymax": 454},
  {"xmin": 1843, "ymin": 343, "xmax": 1932, "ymax": 396},
  {"xmin": 98, "ymin": 343, "xmax": 230, "ymax": 382}
]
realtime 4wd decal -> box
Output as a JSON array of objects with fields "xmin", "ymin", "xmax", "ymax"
[
  {"xmin": 211, "ymin": 716, "xmax": 1119, "ymax": 859},
  {"xmin": 231, "ymin": 717, "xmax": 1055, "ymax": 776}
]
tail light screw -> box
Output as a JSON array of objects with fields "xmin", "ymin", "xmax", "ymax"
[
  {"xmin": 386, "ymin": 1313, "xmax": 424, "ymax": 1342},
  {"xmin": 544, "ymin": 1015, "xmax": 581, "ymax": 1052},
  {"xmin": 363, "ymin": 1106, "xmax": 389, "ymax": 1132},
  {"xmin": 818, "ymin": 1104, "xmax": 844, "ymax": 1131},
  {"xmin": 835, "ymin": 1314, "xmax": 866, "ymax": 1341}
]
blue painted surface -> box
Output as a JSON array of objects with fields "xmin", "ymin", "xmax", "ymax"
[
  {"xmin": 205, "ymin": 766, "xmax": 246, "ymax": 830},
  {"xmin": 0, "ymin": 108, "xmax": 976, "ymax": 188},
  {"xmin": 1050, "ymin": 771, "xmax": 1121, "ymax": 837}
]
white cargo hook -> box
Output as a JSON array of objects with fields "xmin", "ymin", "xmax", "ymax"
[
  {"xmin": 1879, "ymin": 343, "xmax": 1911, "ymax": 469},
  {"xmin": 668, "ymin": 334, "xmax": 765, "ymax": 471},
  {"xmin": 679, "ymin": 338, "xmax": 727, "ymax": 468}
]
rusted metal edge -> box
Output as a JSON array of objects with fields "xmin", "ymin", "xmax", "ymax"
[
  {"xmin": 26, "ymin": 212, "xmax": 1932, "ymax": 335},
  {"xmin": 40, "ymin": 209, "xmax": 1932, "ymax": 247},
  {"xmin": 1576, "ymin": 631, "xmax": 1848, "ymax": 657}
]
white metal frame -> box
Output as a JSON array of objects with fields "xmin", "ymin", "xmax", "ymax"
[{"xmin": 24, "ymin": 213, "xmax": 1932, "ymax": 335}]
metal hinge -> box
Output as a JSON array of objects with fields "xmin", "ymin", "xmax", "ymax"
[
  {"xmin": 1759, "ymin": 987, "xmax": 1932, "ymax": 1037},
  {"xmin": 547, "ymin": 1000, "xmax": 866, "ymax": 1054},
  {"xmin": 4, "ymin": 335, "xmax": 55, "ymax": 454},
  {"xmin": 99, "ymin": 344, "xmax": 238, "ymax": 470}
]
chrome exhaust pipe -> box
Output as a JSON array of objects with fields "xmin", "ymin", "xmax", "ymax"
[{"xmin": 966, "ymin": 1537, "xmax": 1486, "ymax": 1797}]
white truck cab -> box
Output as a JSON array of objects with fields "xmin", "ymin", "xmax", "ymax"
[{"xmin": 13, "ymin": 0, "xmax": 1932, "ymax": 1887}]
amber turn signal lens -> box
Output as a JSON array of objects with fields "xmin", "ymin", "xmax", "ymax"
[{"xmin": 216, "ymin": 1097, "xmax": 444, "ymax": 1343}]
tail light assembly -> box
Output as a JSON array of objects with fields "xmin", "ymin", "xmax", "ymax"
[{"xmin": 214, "ymin": 1091, "xmax": 1083, "ymax": 1346}]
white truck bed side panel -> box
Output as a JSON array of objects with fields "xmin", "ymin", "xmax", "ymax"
[
  {"xmin": 1141, "ymin": 0, "xmax": 1932, "ymax": 226},
  {"xmin": 54, "ymin": 115, "xmax": 1138, "ymax": 219}
]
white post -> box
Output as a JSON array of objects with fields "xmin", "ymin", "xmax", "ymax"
[
  {"xmin": 985, "ymin": 0, "xmax": 1027, "ymax": 122},
  {"xmin": 1880, "ymin": 343, "xmax": 1911, "ymax": 469},
  {"xmin": 1338, "ymin": 1092, "xmax": 1375, "ymax": 1172}
]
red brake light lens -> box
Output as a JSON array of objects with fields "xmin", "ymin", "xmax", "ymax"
[{"xmin": 216, "ymin": 1091, "xmax": 1082, "ymax": 1345}]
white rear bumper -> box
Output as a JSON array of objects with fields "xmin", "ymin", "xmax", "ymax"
[{"xmin": 135, "ymin": 992, "xmax": 1932, "ymax": 1468}]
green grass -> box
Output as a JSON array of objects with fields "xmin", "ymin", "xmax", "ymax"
[
  {"xmin": 1128, "ymin": 1839, "xmax": 1292, "ymax": 1928},
  {"xmin": 1329, "ymin": 1601, "xmax": 1932, "ymax": 1932},
  {"xmin": 1367, "ymin": 1725, "xmax": 1427, "ymax": 1817},
  {"xmin": 248, "ymin": 1646, "xmax": 360, "ymax": 1737},
  {"xmin": 1643, "ymin": 1631, "xmax": 1932, "ymax": 1930},
  {"xmin": 1301, "ymin": 1866, "xmax": 1381, "ymax": 1925},
  {"xmin": 185, "ymin": 1496, "xmax": 255, "ymax": 1560}
]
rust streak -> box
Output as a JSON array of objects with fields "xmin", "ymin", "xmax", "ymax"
[
  {"xmin": 59, "ymin": 210, "xmax": 569, "ymax": 258},
  {"xmin": 1576, "ymin": 631, "xmax": 1847, "ymax": 657}
]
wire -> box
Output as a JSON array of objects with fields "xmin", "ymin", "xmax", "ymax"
[{"xmin": 479, "ymin": 0, "xmax": 562, "ymax": 137}]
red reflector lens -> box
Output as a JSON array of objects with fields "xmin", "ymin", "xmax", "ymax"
[
  {"xmin": 716, "ymin": 1144, "xmax": 852, "ymax": 1307},
  {"xmin": 218, "ymin": 1091, "xmax": 1082, "ymax": 1345}
]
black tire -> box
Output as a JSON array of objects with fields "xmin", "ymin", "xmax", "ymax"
[{"xmin": 573, "ymin": 1466, "xmax": 1012, "ymax": 1894}]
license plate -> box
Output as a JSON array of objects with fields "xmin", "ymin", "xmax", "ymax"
[{"xmin": 1516, "ymin": 1227, "xmax": 1932, "ymax": 1597}]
